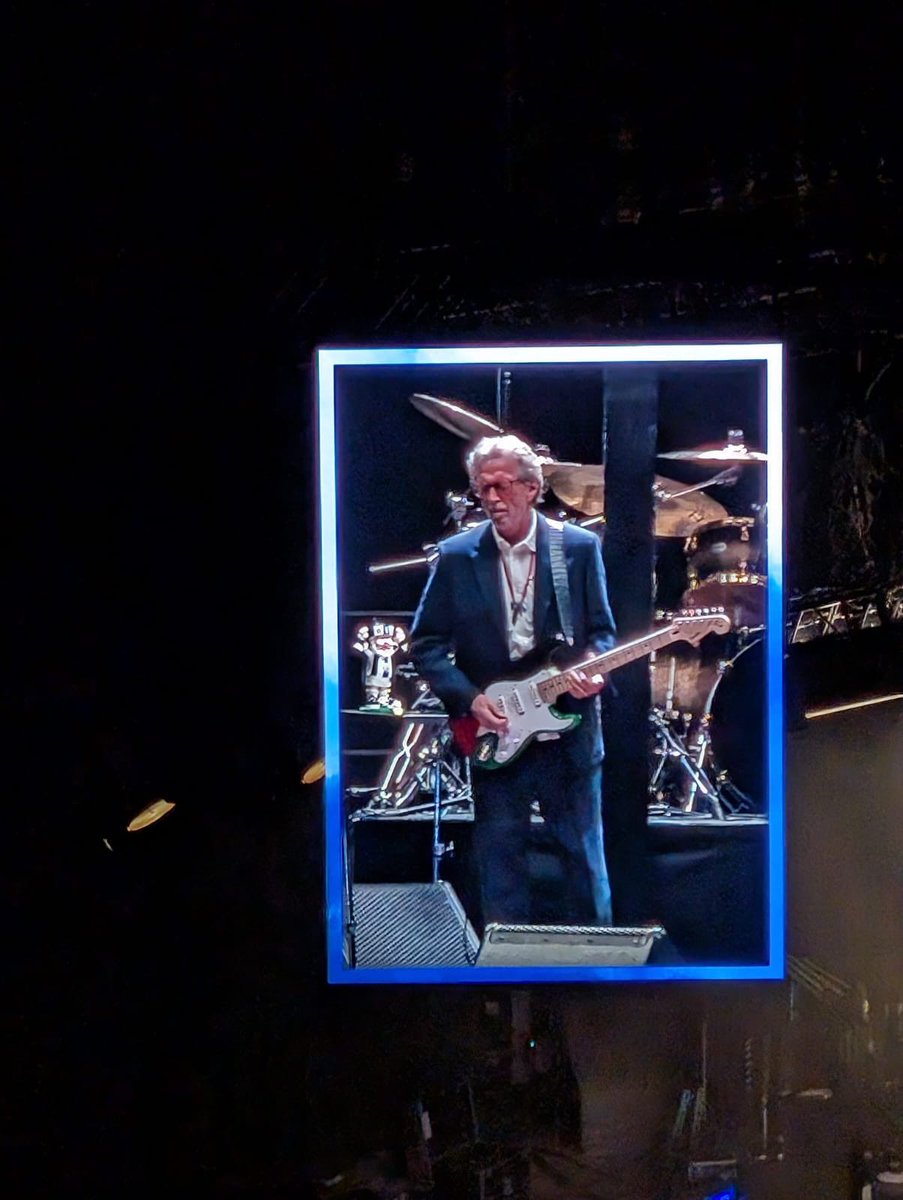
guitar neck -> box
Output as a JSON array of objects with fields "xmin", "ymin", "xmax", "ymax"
[{"xmin": 537, "ymin": 628, "xmax": 683, "ymax": 702}]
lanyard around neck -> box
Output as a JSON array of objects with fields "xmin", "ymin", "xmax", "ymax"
[{"xmin": 500, "ymin": 547, "xmax": 536, "ymax": 623}]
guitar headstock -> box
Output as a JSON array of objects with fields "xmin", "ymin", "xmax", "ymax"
[{"xmin": 668, "ymin": 607, "xmax": 732, "ymax": 644}]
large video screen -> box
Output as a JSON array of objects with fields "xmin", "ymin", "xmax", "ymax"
[{"xmin": 317, "ymin": 344, "xmax": 784, "ymax": 982}]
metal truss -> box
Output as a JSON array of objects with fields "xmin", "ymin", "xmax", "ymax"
[{"xmin": 787, "ymin": 583, "xmax": 903, "ymax": 644}]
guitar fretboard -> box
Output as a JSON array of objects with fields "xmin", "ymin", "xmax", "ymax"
[{"xmin": 536, "ymin": 626, "xmax": 694, "ymax": 703}]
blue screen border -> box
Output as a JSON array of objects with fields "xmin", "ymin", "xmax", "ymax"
[{"xmin": 317, "ymin": 343, "xmax": 785, "ymax": 984}]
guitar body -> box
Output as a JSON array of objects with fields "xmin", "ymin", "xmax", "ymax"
[
  {"xmin": 447, "ymin": 611, "xmax": 730, "ymax": 772},
  {"xmin": 471, "ymin": 670, "xmax": 582, "ymax": 769}
]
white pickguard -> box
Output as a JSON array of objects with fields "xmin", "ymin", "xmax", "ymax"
[{"xmin": 477, "ymin": 669, "xmax": 580, "ymax": 766}]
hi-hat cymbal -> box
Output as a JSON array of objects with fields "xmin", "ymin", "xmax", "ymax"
[
  {"xmin": 542, "ymin": 462, "xmax": 728, "ymax": 535},
  {"xmin": 410, "ymin": 393, "xmax": 504, "ymax": 442}
]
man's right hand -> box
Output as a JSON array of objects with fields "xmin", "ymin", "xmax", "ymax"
[{"xmin": 470, "ymin": 693, "xmax": 508, "ymax": 732}]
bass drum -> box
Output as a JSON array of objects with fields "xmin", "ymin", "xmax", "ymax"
[
  {"xmin": 704, "ymin": 637, "xmax": 765, "ymax": 809},
  {"xmin": 650, "ymin": 646, "xmax": 719, "ymax": 715}
]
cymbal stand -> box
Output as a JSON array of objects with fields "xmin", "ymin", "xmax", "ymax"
[
  {"xmin": 428, "ymin": 728, "xmax": 473, "ymax": 882},
  {"xmin": 686, "ymin": 643, "xmax": 759, "ymax": 816},
  {"xmin": 343, "ymin": 808, "xmax": 357, "ymax": 966},
  {"xmin": 653, "ymin": 466, "xmax": 741, "ymax": 503}
]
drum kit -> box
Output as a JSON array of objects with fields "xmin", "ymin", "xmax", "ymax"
[{"xmin": 360, "ymin": 395, "xmax": 769, "ymax": 820}]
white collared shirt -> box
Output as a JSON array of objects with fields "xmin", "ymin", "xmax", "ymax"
[{"xmin": 491, "ymin": 509, "xmax": 538, "ymax": 661}]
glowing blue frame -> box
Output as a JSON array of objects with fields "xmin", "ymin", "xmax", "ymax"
[{"xmin": 317, "ymin": 343, "xmax": 784, "ymax": 984}]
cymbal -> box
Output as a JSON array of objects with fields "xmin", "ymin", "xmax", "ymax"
[
  {"xmin": 410, "ymin": 393, "xmax": 504, "ymax": 442},
  {"xmin": 542, "ymin": 463, "xmax": 728, "ymax": 535},
  {"xmin": 654, "ymin": 480, "xmax": 729, "ymax": 537},
  {"xmin": 658, "ymin": 436, "xmax": 767, "ymax": 464},
  {"xmin": 301, "ymin": 758, "xmax": 326, "ymax": 785},
  {"xmin": 542, "ymin": 461, "xmax": 605, "ymax": 515},
  {"xmin": 126, "ymin": 798, "xmax": 176, "ymax": 832}
]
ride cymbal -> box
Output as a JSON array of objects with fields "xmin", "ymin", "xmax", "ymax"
[{"xmin": 658, "ymin": 430, "xmax": 767, "ymax": 464}]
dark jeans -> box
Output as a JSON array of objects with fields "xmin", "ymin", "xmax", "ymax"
[{"xmin": 472, "ymin": 737, "xmax": 612, "ymax": 927}]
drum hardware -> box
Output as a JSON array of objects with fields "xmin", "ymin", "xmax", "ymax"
[
  {"xmin": 348, "ymin": 681, "xmax": 473, "ymax": 815},
  {"xmin": 442, "ymin": 490, "xmax": 478, "ymax": 530},
  {"xmin": 368, "ymin": 551, "xmax": 438, "ymax": 575},
  {"xmin": 346, "ymin": 706, "xmax": 472, "ymax": 908},
  {"xmin": 658, "ymin": 465, "xmax": 739, "ymax": 504},
  {"xmin": 368, "ymin": 490, "xmax": 488, "ymax": 575},
  {"xmin": 649, "ymin": 706, "xmax": 724, "ymax": 818},
  {"xmin": 648, "ymin": 630, "xmax": 763, "ymax": 817},
  {"xmin": 653, "ymin": 464, "xmax": 741, "ymax": 501},
  {"xmin": 683, "ymin": 572, "xmax": 767, "ymax": 630}
]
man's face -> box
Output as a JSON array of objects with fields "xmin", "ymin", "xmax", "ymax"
[{"xmin": 475, "ymin": 453, "xmax": 539, "ymax": 544}]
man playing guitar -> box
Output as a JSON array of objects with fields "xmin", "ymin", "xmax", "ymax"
[{"xmin": 411, "ymin": 434, "xmax": 617, "ymax": 928}]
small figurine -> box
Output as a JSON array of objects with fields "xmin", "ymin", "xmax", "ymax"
[{"xmin": 352, "ymin": 619, "xmax": 409, "ymax": 712}]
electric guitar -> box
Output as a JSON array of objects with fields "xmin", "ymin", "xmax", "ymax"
[{"xmin": 449, "ymin": 610, "xmax": 731, "ymax": 769}]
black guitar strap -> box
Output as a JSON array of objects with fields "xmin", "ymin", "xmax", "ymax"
[{"xmin": 547, "ymin": 519, "xmax": 575, "ymax": 647}]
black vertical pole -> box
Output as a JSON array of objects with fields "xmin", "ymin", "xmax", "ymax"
[
  {"xmin": 497, "ymin": 368, "xmax": 512, "ymax": 429},
  {"xmin": 601, "ymin": 367, "xmax": 658, "ymax": 923}
]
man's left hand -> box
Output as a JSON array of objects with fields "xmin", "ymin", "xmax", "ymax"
[{"xmin": 564, "ymin": 669, "xmax": 606, "ymax": 698}]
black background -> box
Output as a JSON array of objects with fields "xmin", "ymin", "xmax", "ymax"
[{"xmin": 9, "ymin": 4, "xmax": 903, "ymax": 1194}]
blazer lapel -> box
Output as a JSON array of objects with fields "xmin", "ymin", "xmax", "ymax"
[
  {"xmin": 533, "ymin": 512, "xmax": 553, "ymax": 639},
  {"xmin": 471, "ymin": 524, "xmax": 507, "ymax": 647}
]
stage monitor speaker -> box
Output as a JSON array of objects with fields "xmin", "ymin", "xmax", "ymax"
[
  {"xmin": 351, "ymin": 882, "xmax": 479, "ymax": 968},
  {"xmin": 476, "ymin": 923, "xmax": 665, "ymax": 967}
]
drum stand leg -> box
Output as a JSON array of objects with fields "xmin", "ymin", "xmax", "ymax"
[
  {"xmin": 343, "ymin": 811, "xmax": 357, "ymax": 967},
  {"xmin": 428, "ymin": 734, "xmax": 472, "ymax": 882},
  {"xmin": 684, "ymin": 717, "xmax": 725, "ymax": 819},
  {"xmin": 649, "ymin": 709, "xmax": 724, "ymax": 818}
]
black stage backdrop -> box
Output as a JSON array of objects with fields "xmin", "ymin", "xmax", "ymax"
[{"xmin": 9, "ymin": 4, "xmax": 903, "ymax": 1193}]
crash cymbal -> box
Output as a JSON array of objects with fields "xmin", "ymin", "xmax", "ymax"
[
  {"xmin": 126, "ymin": 798, "xmax": 176, "ymax": 832},
  {"xmin": 301, "ymin": 758, "xmax": 326, "ymax": 785},
  {"xmin": 542, "ymin": 463, "xmax": 728, "ymax": 534},
  {"xmin": 541, "ymin": 462, "xmax": 605, "ymax": 515},
  {"xmin": 653, "ymin": 476, "xmax": 729, "ymax": 536},
  {"xmin": 658, "ymin": 430, "xmax": 767, "ymax": 464},
  {"xmin": 410, "ymin": 393, "xmax": 504, "ymax": 442}
]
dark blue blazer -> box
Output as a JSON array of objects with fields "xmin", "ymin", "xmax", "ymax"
[{"xmin": 410, "ymin": 512, "xmax": 617, "ymax": 768}]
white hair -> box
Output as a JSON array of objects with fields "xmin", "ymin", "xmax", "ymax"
[{"xmin": 466, "ymin": 434, "xmax": 547, "ymax": 495}]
